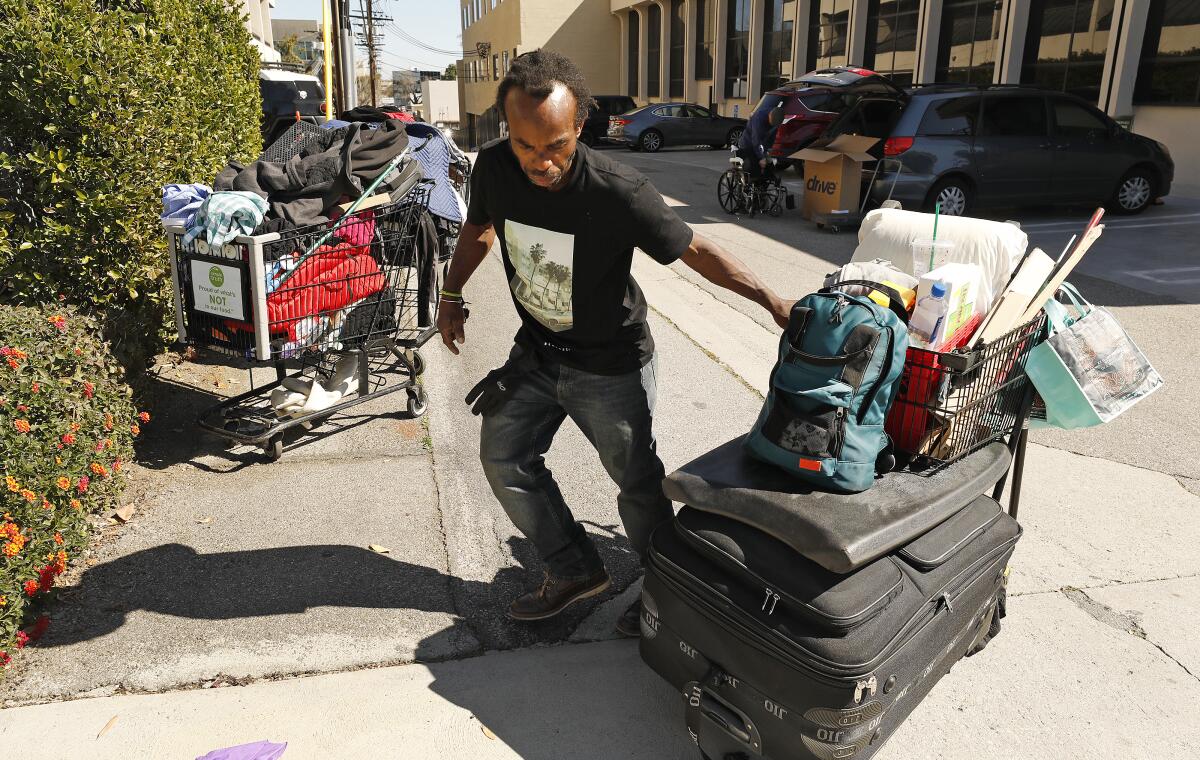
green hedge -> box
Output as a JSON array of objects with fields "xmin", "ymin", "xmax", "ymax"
[
  {"xmin": 1, "ymin": 304, "xmax": 143, "ymax": 665},
  {"xmin": 0, "ymin": 0, "xmax": 263, "ymax": 365}
]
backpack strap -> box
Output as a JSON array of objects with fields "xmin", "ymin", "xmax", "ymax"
[{"xmin": 821, "ymin": 280, "xmax": 910, "ymax": 324}]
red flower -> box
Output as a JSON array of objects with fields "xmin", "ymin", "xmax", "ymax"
[
  {"xmin": 62, "ymin": 433, "xmax": 76, "ymax": 445},
  {"xmin": 0, "ymin": 651, "xmax": 9, "ymax": 667},
  {"xmin": 29, "ymin": 616, "xmax": 50, "ymax": 642},
  {"xmin": 47, "ymin": 315, "xmax": 67, "ymax": 331},
  {"xmin": 82, "ymin": 381, "xmax": 94, "ymax": 399},
  {"xmin": 5, "ymin": 358, "xmax": 17, "ymax": 370},
  {"xmin": 31, "ymin": 381, "xmax": 40, "ymax": 393},
  {"xmin": 77, "ymin": 475, "xmax": 90, "ymax": 493},
  {"xmin": 15, "ymin": 631, "xmax": 29, "ymax": 649},
  {"xmin": 138, "ymin": 411, "xmax": 151, "ymax": 423},
  {"xmin": 23, "ymin": 580, "xmax": 38, "ymax": 596},
  {"xmin": 17, "ymin": 404, "xmax": 28, "ymax": 412}
]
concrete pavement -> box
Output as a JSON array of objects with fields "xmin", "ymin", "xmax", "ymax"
[{"xmin": 3, "ymin": 147, "xmax": 1199, "ymax": 759}]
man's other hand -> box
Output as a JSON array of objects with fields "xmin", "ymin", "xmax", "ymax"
[
  {"xmin": 770, "ymin": 297, "xmax": 797, "ymax": 331},
  {"xmin": 438, "ymin": 300, "xmax": 468, "ymax": 355}
]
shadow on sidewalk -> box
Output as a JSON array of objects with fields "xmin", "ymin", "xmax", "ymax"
[{"xmin": 39, "ymin": 530, "xmax": 642, "ymax": 655}]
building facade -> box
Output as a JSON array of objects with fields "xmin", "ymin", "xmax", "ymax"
[
  {"xmin": 612, "ymin": 0, "xmax": 1200, "ymax": 193},
  {"xmin": 242, "ymin": 0, "xmax": 281, "ymax": 63},
  {"xmin": 458, "ymin": 0, "xmax": 622, "ymax": 147},
  {"xmin": 271, "ymin": 19, "xmax": 324, "ymax": 75}
]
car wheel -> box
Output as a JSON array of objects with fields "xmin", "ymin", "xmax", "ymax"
[
  {"xmin": 578, "ymin": 130, "xmax": 596, "ymax": 147},
  {"xmin": 639, "ymin": 130, "xmax": 663, "ymax": 152},
  {"xmin": 926, "ymin": 177, "xmax": 972, "ymax": 217},
  {"xmin": 1109, "ymin": 167, "xmax": 1156, "ymax": 215},
  {"xmin": 727, "ymin": 127, "xmax": 744, "ymax": 147}
]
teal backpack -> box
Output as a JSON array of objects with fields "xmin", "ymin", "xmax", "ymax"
[{"xmin": 745, "ymin": 281, "xmax": 909, "ymax": 493}]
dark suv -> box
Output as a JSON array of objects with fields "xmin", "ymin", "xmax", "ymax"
[
  {"xmin": 580, "ymin": 95, "xmax": 638, "ymax": 146},
  {"xmin": 754, "ymin": 67, "xmax": 905, "ymax": 167},
  {"xmin": 824, "ymin": 85, "xmax": 1174, "ymax": 215}
]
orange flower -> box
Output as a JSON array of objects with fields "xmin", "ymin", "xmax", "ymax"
[
  {"xmin": 69, "ymin": 499, "xmax": 82, "ymax": 510},
  {"xmin": 0, "ymin": 595, "xmax": 7, "ymax": 607},
  {"xmin": 138, "ymin": 411, "xmax": 151, "ymax": 423},
  {"xmin": 31, "ymin": 381, "xmax": 40, "ymax": 393},
  {"xmin": 11, "ymin": 348, "xmax": 27, "ymax": 360},
  {"xmin": 47, "ymin": 315, "xmax": 67, "ymax": 331},
  {"xmin": 5, "ymin": 475, "xmax": 17, "ymax": 492},
  {"xmin": 41, "ymin": 499, "xmax": 52, "ymax": 511},
  {"xmin": 103, "ymin": 413, "xmax": 113, "ymax": 430},
  {"xmin": 3, "ymin": 542, "xmax": 19, "ymax": 558},
  {"xmin": 113, "ymin": 459, "xmax": 122, "ymax": 473},
  {"xmin": 5, "ymin": 358, "xmax": 18, "ymax": 370},
  {"xmin": 90, "ymin": 462, "xmax": 108, "ymax": 477},
  {"xmin": 70, "ymin": 422, "xmax": 80, "ymax": 432},
  {"xmin": 23, "ymin": 580, "xmax": 38, "ymax": 596},
  {"xmin": 56, "ymin": 476, "xmax": 71, "ymax": 490},
  {"xmin": 13, "ymin": 419, "xmax": 30, "ymax": 434},
  {"xmin": 130, "ymin": 424, "xmax": 140, "ymax": 437},
  {"xmin": 19, "ymin": 489, "xmax": 36, "ymax": 502},
  {"xmin": 53, "ymin": 532, "xmax": 64, "ymax": 545}
]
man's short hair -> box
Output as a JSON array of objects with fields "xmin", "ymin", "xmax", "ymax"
[{"xmin": 495, "ymin": 49, "xmax": 595, "ymax": 126}]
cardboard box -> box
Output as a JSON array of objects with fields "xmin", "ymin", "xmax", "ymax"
[
  {"xmin": 790, "ymin": 135, "xmax": 878, "ymax": 220},
  {"xmin": 915, "ymin": 262, "xmax": 983, "ymax": 349}
]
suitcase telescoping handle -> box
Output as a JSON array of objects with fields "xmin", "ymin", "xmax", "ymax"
[
  {"xmin": 821, "ymin": 280, "xmax": 910, "ymax": 324},
  {"xmin": 684, "ymin": 670, "xmax": 762, "ymax": 755}
]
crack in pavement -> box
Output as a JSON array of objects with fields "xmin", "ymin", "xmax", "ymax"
[{"xmin": 1062, "ymin": 587, "xmax": 1198, "ymax": 683}]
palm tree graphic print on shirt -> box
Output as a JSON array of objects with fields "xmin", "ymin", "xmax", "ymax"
[{"xmin": 504, "ymin": 219, "xmax": 574, "ymax": 332}]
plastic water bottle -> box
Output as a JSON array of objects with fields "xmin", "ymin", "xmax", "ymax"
[{"xmin": 910, "ymin": 282, "xmax": 949, "ymax": 349}]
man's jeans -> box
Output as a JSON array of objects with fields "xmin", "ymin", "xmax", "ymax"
[{"xmin": 479, "ymin": 355, "xmax": 672, "ymax": 580}]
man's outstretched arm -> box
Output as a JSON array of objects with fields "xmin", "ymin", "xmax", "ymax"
[
  {"xmin": 677, "ymin": 233, "xmax": 794, "ymax": 329},
  {"xmin": 437, "ymin": 221, "xmax": 496, "ymax": 354}
]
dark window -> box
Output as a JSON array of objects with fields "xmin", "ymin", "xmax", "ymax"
[
  {"xmin": 628, "ymin": 11, "xmax": 639, "ymax": 95},
  {"xmin": 492, "ymin": 54, "xmax": 499, "ymax": 81},
  {"xmin": 863, "ymin": 0, "xmax": 919, "ymax": 87},
  {"xmin": 980, "ymin": 96, "xmax": 1048, "ymax": 137},
  {"xmin": 760, "ymin": 0, "xmax": 793, "ymax": 95},
  {"xmin": 1022, "ymin": 0, "xmax": 1112, "ymax": 104},
  {"xmin": 936, "ymin": 0, "xmax": 1002, "ymax": 84},
  {"xmin": 918, "ymin": 95, "xmax": 982, "ymax": 136},
  {"xmin": 648, "ymin": 4, "xmax": 661, "ymax": 98},
  {"xmin": 1135, "ymin": 0, "xmax": 1200, "ymax": 105},
  {"xmin": 807, "ymin": 1, "xmax": 852, "ymax": 71},
  {"xmin": 696, "ymin": 0, "xmax": 715, "ymax": 79},
  {"xmin": 725, "ymin": 0, "xmax": 751, "ymax": 98},
  {"xmin": 686, "ymin": 105, "xmax": 714, "ymax": 118},
  {"xmin": 655, "ymin": 105, "xmax": 686, "ymax": 118},
  {"xmin": 1053, "ymin": 98, "xmax": 1111, "ymax": 137},
  {"xmin": 670, "ymin": 0, "xmax": 686, "ymax": 98}
]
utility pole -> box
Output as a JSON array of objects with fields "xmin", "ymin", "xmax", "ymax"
[{"xmin": 351, "ymin": 0, "xmax": 391, "ymax": 106}]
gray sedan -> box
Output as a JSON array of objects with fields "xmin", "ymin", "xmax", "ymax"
[{"xmin": 608, "ymin": 102, "xmax": 746, "ymax": 152}]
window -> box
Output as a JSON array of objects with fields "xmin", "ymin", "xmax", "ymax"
[
  {"xmin": 670, "ymin": 0, "xmax": 686, "ymax": 98},
  {"xmin": 725, "ymin": 0, "xmax": 751, "ymax": 98},
  {"xmin": 980, "ymin": 96, "xmax": 1048, "ymax": 137},
  {"xmin": 1022, "ymin": 0, "xmax": 1112, "ymax": 104},
  {"xmin": 628, "ymin": 11, "xmax": 640, "ymax": 95},
  {"xmin": 1053, "ymin": 98, "xmax": 1110, "ymax": 137},
  {"xmin": 864, "ymin": 0, "xmax": 919, "ymax": 87},
  {"xmin": 648, "ymin": 3, "xmax": 661, "ymax": 98},
  {"xmin": 936, "ymin": 0, "xmax": 1002, "ymax": 84},
  {"xmin": 807, "ymin": 0, "xmax": 851, "ymax": 71},
  {"xmin": 760, "ymin": 0, "xmax": 794, "ymax": 94},
  {"xmin": 655, "ymin": 105, "xmax": 686, "ymax": 117},
  {"xmin": 503, "ymin": 50, "xmax": 509, "ymax": 73},
  {"xmin": 696, "ymin": 0, "xmax": 715, "ymax": 79},
  {"xmin": 1135, "ymin": 0, "xmax": 1200, "ymax": 105},
  {"xmin": 918, "ymin": 95, "xmax": 981, "ymax": 136},
  {"xmin": 686, "ymin": 105, "xmax": 713, "ymax": 118},
  {"xmin": 493, "ymin": 53, "xmax": 499, "ymax": 81}
]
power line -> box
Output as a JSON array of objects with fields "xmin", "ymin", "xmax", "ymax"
[{"xmin": 381, "ymin": 21, "xmax": 476, "ymax": 58}]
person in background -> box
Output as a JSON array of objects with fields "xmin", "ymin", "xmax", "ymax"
[
  {"xmin": 738, "ymin": 103, "xmax": 785, "ymax": 185},
  {"xmin": 436, "ymin": 50, "xmax": 794, "ymax": 637}
]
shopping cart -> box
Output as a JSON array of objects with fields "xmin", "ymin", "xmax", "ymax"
[{"xmin": 165, "ymin": 177, "xmax": 438, "ymax": 461}]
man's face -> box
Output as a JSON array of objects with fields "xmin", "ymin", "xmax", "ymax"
[{"xmin": 505, "ymin": 83, "xmax": 582, "ymax": 189}]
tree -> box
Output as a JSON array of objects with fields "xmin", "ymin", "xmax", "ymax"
[
  {"xmin": 526, "ymin": 244, "xmax": 546, "ymax": 288},
  {"xmin": 277, "ymin": 34, "xmax": 303, "ymax": 65},
  {"xmin": 443, "ymin": 63, "xmax": 457, "ymax": 80},
  {"xmin": 548, "ymin": 263, "xmax": 570, "ymax": 309}
]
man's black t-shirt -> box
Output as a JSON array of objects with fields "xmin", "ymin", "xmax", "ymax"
[{"xmin": 467, "ymin": 140, "xmax": 693, "ymax": 375}]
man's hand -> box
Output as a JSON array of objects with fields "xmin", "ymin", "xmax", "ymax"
[
  {"xmin": 437, "ymin": 300, "xmax": 467, "ymax": 355},
  {"xmin": 770, "ymin": 296, "xmax": 797, "ymax": 330}
]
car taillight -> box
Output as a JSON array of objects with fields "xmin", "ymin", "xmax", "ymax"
[
  {"xmin": 611, "ymin": 117, "xmax": 630, "ymax": 126},
  {"xmin": 883, "ymin": 137, "xmax": 914, "ymax": 156}
]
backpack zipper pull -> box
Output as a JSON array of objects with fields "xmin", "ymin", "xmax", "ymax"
[
  {"xmin": 853, "ymin": 675, "xmax": 878, "ymax": 704},
  {"xmin": 830, "ymin": 295, "xmax": 848, "ymax": 324}
]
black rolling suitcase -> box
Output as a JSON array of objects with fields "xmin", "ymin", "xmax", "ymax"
[{"xmin": 640, "ymin": 439, "xmax": 1023, "ymax": 760}]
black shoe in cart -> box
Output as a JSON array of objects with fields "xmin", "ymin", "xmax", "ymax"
[{"xmin": 164, "ymin": 167, "xmax": 441, "ymax": 462}]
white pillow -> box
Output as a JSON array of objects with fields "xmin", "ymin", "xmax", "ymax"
[{"xmin": 852, "ymin": 208, "xmax": 1027, "ymax": 311}]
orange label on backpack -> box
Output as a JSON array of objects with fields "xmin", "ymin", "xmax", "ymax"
[{"xmin": 797, "ymin": 458, "xmax": 822, "ymax": 472}]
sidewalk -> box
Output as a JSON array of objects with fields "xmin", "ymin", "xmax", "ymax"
[{"xmin": 2, "ymin": 236, "xmax": 1199, "ymax": 759}]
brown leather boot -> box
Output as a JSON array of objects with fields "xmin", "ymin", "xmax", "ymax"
[{"xmin": 507, "ymin": 569, "xmax": 611, "ymax": 621}]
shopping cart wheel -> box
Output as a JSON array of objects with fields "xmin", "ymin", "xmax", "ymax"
[
  {"xmin": 406, "ymin": 386, "xmax": 428, "ymax": 417},
  {"xmin": 412, "ymin": 351, "xmax": 425, "ymax": 376},
  {"xmin": 265, "ymin": 434, "xmax": 284, "ymax": 463}
]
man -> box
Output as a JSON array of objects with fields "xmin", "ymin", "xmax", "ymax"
[
  {"xmin": 737, "ymin": 102, "xmax": 785, "ymax": 185},
  {"xmin": 436, "ymin": 50, "xmax": 793, "ymax": 637}
]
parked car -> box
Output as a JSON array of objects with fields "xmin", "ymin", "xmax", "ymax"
[
  {"xmin": 818, "ymin": 84, "xmax": 1174, "ymax": 216},
  {"xmin": 754, "ymin": 66, "xmax": 905, "ymax": 168},
  {"xmin": 259, "ymin": 66, "xmax": 326, "ymax": 145},
  {"xmin": 607, "ymin": 103, "xmax": 746, "ymax": 152},
  {"xmin": 580, "ymin": 95, "xmax": 638, "ymax": 146}
]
